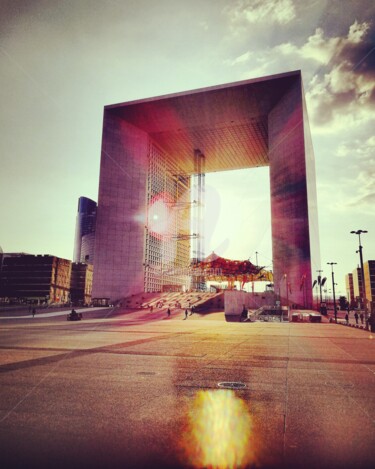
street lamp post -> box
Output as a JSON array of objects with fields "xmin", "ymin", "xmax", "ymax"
[
  {"xmin": 327, "ymin": 263, "xmax": 337, "ymax": 323},
  {"xmin": 317, "ymin": 269, "xmax": 323, "ymax": 310},
  {"xmin": 350, "ymin": 230, "xmax": 368, "ymax": 329},
  {"xmin": 285, "ymin": 274, "xmax": 289, "ymax": 321},
  {"xmin": 278, "ymin": 274, "xmax": 287, "ymax": 322}
]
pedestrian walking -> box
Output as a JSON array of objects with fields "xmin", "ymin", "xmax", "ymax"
[
  {"xmin": 360, "ymin": 312, "xmax": 364, "ymax": 324},
  {"xmin": 354, "ymin": 312, "xmax": 359, "ymax": 324},
  {"xmin": 167, "ymin": 308, "xmax": 171, "ymax": 317},
  {"xmin": 32, "ymin": 308, "xmax": 36, "ymax": 318},
  {"xmin": 150, "ymin": 305, "xmax": 153, "ymax": 313},
  {"xmin": 184, "ymin": 309, "xmax": 188, "ymax": 320},
  {"xmin": 345, "ymin": 313, "xmax": 349, "ymax": 324}
]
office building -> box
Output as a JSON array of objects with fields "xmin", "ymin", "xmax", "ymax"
[
  {"xmin": 345, "ymin": 273, "xmax": 354, "ymax": 305},
  {"xmin": 352, "ymin": 267, "xmax": 363, "ymax": 307},
  {"xmin": 364, "ymin": 260, "xmax": 375, "ymax": 305},
  {"xmin": 0, "ymin": 254, "xmax": 71, "ymax": 304},
  {"xmin": 92, "ymin": 71, "xmax": 320, "ymax": 307},
  {"xmin": 73, "ymin": 197, "xmax": 97, "ymax": 264},
  {"xmin": 70, "ymin": 262, "xmax": 93, "ymax": 306}
]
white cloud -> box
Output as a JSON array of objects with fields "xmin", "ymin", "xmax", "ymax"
[
  {"xmin": 227, "ymin": 41, "xmax": 302, "ymax": 77},
  {"xmin": 346, "ymin": 170, "xmax": 375, "ymax": 211},
  {"xmin": 299, "ymin": 28, "xmax": 340, "ymax": 64},
  {"xmin": 228, "ymin": 20, "xmax": 375, "ymax": 133},
  {"xmin": 226, "ymin": 17, "xmax": 375, "ymax": 218},
  {"xmin": 230, "ymin": 50, "xmax": 252, "ymax": 65},
  {"xmin": 335, "ymin": 135, "xmax": 375, "ymax": 161},
  {"xmin": 230, "ymin": 21, "xmax": 370, "ymax": 69},
  {"xmin": 347, "ymin": 20, "xmax": 371, "ymax": 44},
  {"xmin": 199, "ymin": 20, "xmax": 209, "ymax": 31},
  {"xmin": 335, "ymin": 143, "xmax": 350, "ymax": 158},
  {"xmin": 227, "ymin": 27, "xmax": 339, "ymax": 76},
  {"xmin": 305, "ymin": 21, "xmax": 375, "ymax": 131},
  {"xmin": 225, "ymin": 0, "xmax": 296, "ymax": 26},
  {"xmin": 306, "ymin": 70, "xmax": 375, "ymax": 132},
  {"xmin": 332, "ymin": 135, "xmax": 375, "ymax": 211},
  {"xmin": 260, "ymin": 28, "xmax": 340, "ymax": 65}
]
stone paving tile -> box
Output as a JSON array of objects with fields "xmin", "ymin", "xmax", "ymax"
[
  {"xmin": 285, "ymin": 392, "xmax": 374, "ymax": 469},
  {"xmin": 0, "ymin": 313, "xmax": 374, "ymax": 468}
]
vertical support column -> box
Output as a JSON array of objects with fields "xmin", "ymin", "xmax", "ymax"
[
  {"xmin": 268, "ymin": 76, "xmax": 318, "ymax": 309},
  {"xmin": 92, "ymin": 111, "xmax": 148, "ymax": 302},
  {"xmin": 192, "ymin": 149, "xmax": 205, "ymax": 291}
]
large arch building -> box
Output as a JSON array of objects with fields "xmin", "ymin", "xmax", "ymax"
[{"xmin": 92, "ymin": 71, "xmax": 320, "ymax": 308}]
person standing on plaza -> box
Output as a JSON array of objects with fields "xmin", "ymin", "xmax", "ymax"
[
  {"xmin": 167, "ymin": 308, "xmax": 171, "ymax": 317},
  {"xmin": 360, "ymin": 312, "xmax": 364, "ymax": 325},
  {"xmin": 32, "ymin": 307, "xmax": 36, "ymax": 318},
  {"xmin": 345, "ymin": 312, "xmax": 349, "ymax": 324},
  {"xmin": 354, "ymin": 311, "xmax": 359, "ymax": 325},
  {"xmin": 184, "ymin": 309, "xmax": 188, "ymax": 320}
]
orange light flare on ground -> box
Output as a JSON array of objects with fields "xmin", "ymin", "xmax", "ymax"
[{"xmin": 180, "ymin": 389, "xmax": 255, "ymax": 469}]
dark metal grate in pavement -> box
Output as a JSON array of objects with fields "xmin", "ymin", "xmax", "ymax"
[{"xmin": 218, "ymin": 381, "xmax": 246, "ymax": 389}]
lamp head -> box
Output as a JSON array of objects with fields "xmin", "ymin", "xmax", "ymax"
[{"xmin": 351, "ymin": 229, "xmax": 368, "ymax": 235}]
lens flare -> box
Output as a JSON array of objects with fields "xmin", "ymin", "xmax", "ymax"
[
  {"xmin": 180, "ymin": 389, "xmax": 253, "ymax": 468},
  {"xmin": 147, "ymin": 192, "xmax": 173, "ymax": 238}
]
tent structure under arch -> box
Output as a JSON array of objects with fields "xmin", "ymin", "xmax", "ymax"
[{"xmin": 191, "ymin": 252, "xmax": 273, "ymax": 289}]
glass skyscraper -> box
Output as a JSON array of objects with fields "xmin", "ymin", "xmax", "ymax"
[{"xmin": 73, "ymin": 197, "xmax": 97, "ymax": 264}]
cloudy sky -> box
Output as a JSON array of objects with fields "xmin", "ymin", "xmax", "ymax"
[{"xmin": 1, "ymin": 0, "xmax": 374, "ymax": 297}]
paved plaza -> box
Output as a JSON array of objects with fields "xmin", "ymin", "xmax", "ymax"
[{"xmin": 0, "ymin": 307, "xmax": 374, "ymax": 469}]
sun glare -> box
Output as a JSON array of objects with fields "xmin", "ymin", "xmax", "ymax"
[{"xmin": 147, "ymin": 192, "xmax": 174, "ymax": 238}]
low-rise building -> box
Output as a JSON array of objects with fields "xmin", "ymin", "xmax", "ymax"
[
  {"xmin": 345, "ymin": 273, "xmax": 354, "ymax": 305},
  {"xmin": 70, "ymin": 262, "xmax": 93, "ymax": 306},
  {"xmin": 352, "ymin": 266, "xmax": 363, "ymax": 307},
  {"xmin": 364, "ymin": 260, "xmax": 375, "ymax": 306},
  {"xmin": 0, "ymin": 254, "xmax": 71, "ymax": 304}
]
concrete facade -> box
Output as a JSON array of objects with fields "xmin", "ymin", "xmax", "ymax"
[
  {"xmin": 93, "ymin": 71, "xmax": 320, "ymax": 307},
  {"xmin": 224, "ymin": 290, "xmax": 277, "ymax": 315},
  {"xmin": 93, "ymin": 115, "xmax": 149, "ymax": 301}
]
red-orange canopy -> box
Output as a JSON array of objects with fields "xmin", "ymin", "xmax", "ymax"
[{"xmin": 191, "ymin": 252, "xmax": 273, "ymax": 287}]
